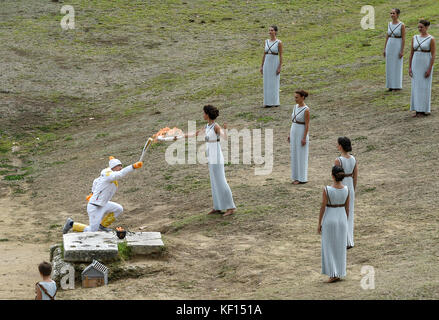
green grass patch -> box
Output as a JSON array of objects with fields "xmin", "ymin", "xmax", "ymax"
[
  {"xmin": 118, "ymin": 241, "xmax": 132, "ymax": 260},
  {"xmin": 257, "ymin": 116, "xmax": 274, "ymax": 123},
  {"xmin": 0, "ymin": 138, "xmax": 12, "ymax": 154},
  {"xmin": 12, "ymin": 186, "xmax": 26, "ymax": 194},
  {"xmin": 0, "ymin": 239, "xmax": 9, "ymax": 242},
  {"xmin": 49, "ymin": 161, "xmax": 66, "ymax": 166},
  {"xmin": 4, "ymin": 174, "xmax": 26, "ymax": 181},
  {"xmin": 171, "ymin": 212, "xmax": 221, "ymax": 231},
  {"xmin": 96, "ymin": 133, "xmax": 109, "ymax": 138},
  {"xmin": 165, "ymin": 184, "xmax": 177, "ymax": 191},
  {"xmin": 0, "ymin": 170, "xmax": 14, "ymax": 175},
  {"xmin": 235, "ymin": 112, "xmax": 256, "ymax": 121}
]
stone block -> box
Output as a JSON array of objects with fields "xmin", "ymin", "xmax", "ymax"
[
  {"xmin": 63, "ymin": 232, "xmax": 119, "ymax": 262},
  {"xmin": 118, "ymin": 232, "xmax": 165, "ymax": 255}
]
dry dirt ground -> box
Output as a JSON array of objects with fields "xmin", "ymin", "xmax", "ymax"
[{"xmin": 0, "ymin": 0, "xmax": 438, "ymax": 300}]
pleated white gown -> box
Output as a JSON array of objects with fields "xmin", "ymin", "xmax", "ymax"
[
  {"xmin": 321, "ymin": 186, "xmax": 349, "ymax": 278},
  {"xmin": 410, "ymin": 35, "xmax": 434, "ymax": 113},
  {"xmin": 205, "ymin": 123, "xmax": 236, "ymax": 211},
  {"xmin": 338, "ymin": 156, "xmax": 356, "ymax": 247},
  {"xmin": 290, "ymin": 105, "xmax": 309, "ymax": 182},
  {"xmin": 263, "ymin": 39, "xmax": 280, "ymax": 106},
  {"xmin": 385, "ymin": 22, "xmax": 404, "ymax": 89}
]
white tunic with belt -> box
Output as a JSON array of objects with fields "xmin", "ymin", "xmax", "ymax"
[
  {"xmin": 263, "ymin": 39, "xmax": 280, "ymax": 106},
  {"xmin": 205, "ymin": 123, "xmax": 236, "ymax": 211},
  {"xmin": 386, "ymin": 22, "xmax": 404, "ymax": 89},
  {"xmin": 290, "ymin": 104, "xmax": 309, "ymax": 182},
  {"xmin": 321, "ymin": 186, "xmax": 349, "ymax": 278},
  {"xmin": 338, "ymin": 156, "xmax": 356, "ymax": 247},
  {"xmin": 410, "ymin": 35, "xmax": 434, "ymax": 113}
]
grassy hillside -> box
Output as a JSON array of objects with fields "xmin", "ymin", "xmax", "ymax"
[{"xmin": 0, "ymin": 0, "xmax": 438, "ymax": 299}]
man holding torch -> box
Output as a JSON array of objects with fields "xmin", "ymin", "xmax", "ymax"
[{"xmin": 62, "ymin": 156, "xmax": 143, "ymax": 233}]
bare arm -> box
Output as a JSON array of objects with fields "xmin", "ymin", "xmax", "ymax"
[
  {"xmin": 427, "ymin": 38, "xmax": 436, "ymax": 77},
  {"xmin": 260, "ymin": 41, "xmax": 266, "ymax": 75},
  {"xmin": 430, "ymin": 38, "xmax": 436, "ymax": 68},
  {"xmin": 334, "ymin": 158, "xmax": 341, "ymax": 167},
  {"xmin": 400, "ymin": 24, "xmax": 406, "ymax": 58},
  {"xmin": 409, "ymin": 38, "xmax": 414, "ymax": 76},
  {"xmin": 384, "ymin": 33, "xmax": 389, "ymax": 57},
  {"xmin": 184, "ymin": 127, "xmax": 205, "ymax": 138},
  {"xmin": 353, "ymin": 162, "xmax": 358, "ymax": 191},
  {"xmin": 214, "ymin": 123, "xmax": 228, "ymax": 140},
  {"xmin": 318, "ymin": 189, "xmax": 327, "ymax": 234},
  {"xmin": 345, "ymin": 194, "xmax": 350, "ymax": 219},
  {"xmin": 35, "ymin": 284, "xmax": 42, "ymax": 300},
  {"xmin": 301, "ymin": 109, "xmax": 310, "ymax": 146},
  {"xmin": 277, "ymin": 41, "xmax": 283, "ymax": 74}
]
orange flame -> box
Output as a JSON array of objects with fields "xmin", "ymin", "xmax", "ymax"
[{"xmin": 152, "ymin": 127, "xmax": 184, "ymax": 142}]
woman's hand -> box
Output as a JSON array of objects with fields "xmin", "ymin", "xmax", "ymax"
[
  {"xmin": 287, "ymin": 136, "xmax": 290, "ymax": 143},
  {"xmin": 317, "ymin": 224, "xmax": 322, "ymax": 234},
  {"xmin": 276, "ymin": 66, "xmax": 281, "ymax": 75},
  {"xmin": 425, "ymin": 69, "xmax": 432, "ymax": 78},
  {"xmin": 399, "ymin": 51, "xmax": 404, "ymax": 59},
  {"xmin": 383, "ymin": 50, "xmax": 386, "ymax": 58},
  {"xmin": 260, "ymin": 66, "xmax": 263, "ymax": 75},
  {"xmin": 301, "ymin": 137, "xmax": 307, "ymax": 146},
  {"xmin": 409, "ymin": 67, "xmax": 413, "ymax": 77}
]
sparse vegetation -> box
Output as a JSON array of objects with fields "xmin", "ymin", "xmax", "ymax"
[
  {"xmin": 1, "ymin": 0, "xmax": 438, "ymax": 300},
  {"xmin": 118, "ymin": 241, "xmax": 132, "ymax": 261}
]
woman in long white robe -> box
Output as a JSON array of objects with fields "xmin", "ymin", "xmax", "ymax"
[
  {"xmin": 260, "ymin": 25, "xmax": 283, "ymax": 107},
  {"xmin": 383, "ymin": 8, "xmax": 405, "ymax": 91},
  {"xmin": 318, "ymin": 166, "xmax": 350, "ymax": 283},
  {"xmin": 182, "ymin": 105, "xmax": 236, "ymax": 216},
  {"xmin": 409, "ymin": 20, "xmax": 436, "ymax": 117},
  {"xmin": 335, "ymin": 137, "xmax": 358, "ymax": 249},
  {"xmin": 288, "ymin": 90, "xmax": 310, "ymax": 184}
]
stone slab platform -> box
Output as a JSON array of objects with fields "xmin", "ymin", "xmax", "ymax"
[
  {"xmin": 118, "ymin": 231, "xmax": 164, "ymax": 255},
  {"xmin": 63, "ymin": 231, "xmax": 164, "ymax": 262}
]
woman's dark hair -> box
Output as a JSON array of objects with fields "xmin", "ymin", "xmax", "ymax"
[
  {"xmin": 419, "ymin": 19, "xmax": 430, "ymax": 27},
  {"xmin": 270, "ymin": 25, "xmax": 278, "ymax": 33},
  {"xmin": 203, "ymin": 104, "xmax": 219, "ymax": 120},
  {"xmin": 392, "ymin": 8, "xmax": 401, "ymax": 15},
  {"xmin": 338, "ymin": 136, "xmax": 352, "ymax": 152},
  {"xmin": 295, "ymin": 90, "xmax": 309, "ymax": 98},
  {"xmin": 332, "ymin": 165, "xmax": 345, "ymax": 182},
  {"xmin": 38, "ymin": 261, "xmax": 52, "ymax": 277}
]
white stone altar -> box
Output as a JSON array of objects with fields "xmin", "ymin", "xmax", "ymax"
[{"xmin": 63, "ymin": 231, "xmax": 164, "ymax": 262}]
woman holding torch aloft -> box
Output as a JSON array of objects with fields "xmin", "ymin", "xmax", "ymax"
[{"xmin": 180, "ymin": 105, "xmax": 236, "ymax": 216}]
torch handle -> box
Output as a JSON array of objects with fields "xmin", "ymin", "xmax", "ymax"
[{"xmin": 139, "ymin": 137, "xmax": 153, "ymax": 162}]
